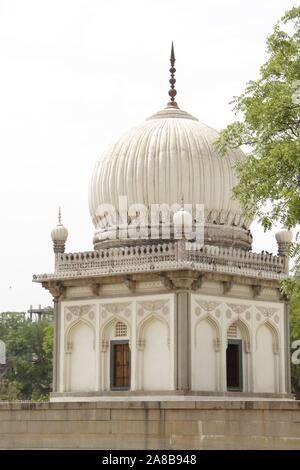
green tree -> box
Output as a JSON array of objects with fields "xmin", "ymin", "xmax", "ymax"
[
  {"xmin": 216, "ymin": 6, "xmax": 300, "ymax": 230},
  {"xmin": 0, "ymin": 311, "xmax": 53, "ymax": 401},
  {"xmin": 216, "ymin": 6, "xmax": 300, "ymax": 392}
]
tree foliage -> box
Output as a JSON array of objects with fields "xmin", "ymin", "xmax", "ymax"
[
  {"xmin": 0, "ymin": 311, "xmax": 53, "ymax": 401},
  {"xmin": 216, "ymin": 6, "xmax": 300, "ymax": 230},
  {"xmin": 216, "ymin": 7, "xmax": 300, "ymax": 392}
]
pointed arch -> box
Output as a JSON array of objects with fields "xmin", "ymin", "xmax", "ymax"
[
  {"xmin": 101, "ymin": 315, "xmax": 131, "ymax": 342},
  {"xmin": 194, "ymin": 314, "xmax": 221, "ymax": 348},
  {"xmin": 137, "ymin": 313, "xmax": 170, "ymax": 344},
  {"xmin": 255, "ymin": 320, "xmax": 280, "ymax": 393},
  {"xmin": 192, "ymin": 314, "xmax": 221, "ymax": 391},
  {"xmin": 65, "ymin": 317, "xmax": 95, "ymax": 351},
  {"xmin": 64, "ymin": 318, "xmax": 96, "ymax": 392},
  {"xmin": 227, "ymin": 317, "xmax": 251, "ymax": 352},
  {"xmin": 256, "ymin": 320, "xmax": 280, "ymax": 353},
  {"xmin": 138, "ymin": 313, "xmax": 170, "ymax": 390}
]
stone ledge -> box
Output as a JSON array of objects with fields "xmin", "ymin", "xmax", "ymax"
[
  {"xmin": 0, "ymin": 400, "xmax": 300, "ymax": 449},
  {"xmin": 0, "ymin": 399, "xmax": 299, "ymax": 411}
]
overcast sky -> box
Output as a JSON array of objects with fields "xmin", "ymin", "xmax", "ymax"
[{"xmin": 0, "ymin": 0, "xmax": 296, "ymax": 312}]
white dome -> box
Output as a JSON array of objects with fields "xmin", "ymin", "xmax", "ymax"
[
  {"xmin": 51, "ymin": 224, "xmax": 68, "ymax": 242},
  {"xmin": 173, "ymin": 206, "xmax": 193, "ymax": 239},
  {"xmin": 89, "ymin": 106, "xmax": 251, "ymax": 248},
  {"xmin": 275, "ymin": 229, "xmax": 293, "ymax": 244}
]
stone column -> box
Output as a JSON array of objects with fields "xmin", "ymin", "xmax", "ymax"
[
  {"xmin": 176, "ymin": 291, "xmax": 190, "ymax": 391},
  {"xmin": 52, "ymin": 297, "xmax": 60, "ymax": 393}
]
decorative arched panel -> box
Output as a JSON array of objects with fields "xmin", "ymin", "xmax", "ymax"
[
  {"xmin": 100, "ymin": 315, "xmax": 131, "ymax": 391},
  {"xmin": 192, "ymin": 315, "xmax": 221, "ymax": 391},
  {"xmin": 138, "ymin": 314, "xmax": 170, "ymax": 391},
  {"xmin": 66, "ymin": 320, "xmax": 96, "ymax": 392},
  {"xmin": 255, "ymin": 321, "xmax": 279, "ymax": 393}
]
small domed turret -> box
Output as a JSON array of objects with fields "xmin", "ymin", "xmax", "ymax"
[
  {"xmin": 51, "ymin": 208, "xmax": 68, "ymax": 253},
  {"xmin": 275, "ymin": 228, "xmax": 293, "ymax": 273},
  {"xmin": 275, "ymin": 228, "xmax": 293, "ymax": 256},
  {"xmin": 173, "ymin": 198, "xmax": 193, "ymax": 239}
]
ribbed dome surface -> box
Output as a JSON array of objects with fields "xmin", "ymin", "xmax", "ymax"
[{"xmin": 89, "ymin": 107, "xmax": 249, "ymax": 243}]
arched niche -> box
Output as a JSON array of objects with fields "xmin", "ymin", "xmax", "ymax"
[
  {"xmin": 65, "ymin": 319, "xmax": 96, "ymax": 392},
  {"xmin": 192, "ymin": 315, "xmax": 221, "ymax": 392},
  {"xmin": 137, "ymin": 314, "xmax": 170, "ymax": 391},
  {"xmin": 255, "ymin": 321, "xmax": 280, "ymax": 393},
  {"xmin": 100, "ymin": 315, "xmax": 131, "ymax": 391},
  {"xmin": 226, "ymin": 318, "xmax": 251, "ymax": 392}
]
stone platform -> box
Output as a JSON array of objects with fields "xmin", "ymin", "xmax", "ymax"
[{"xmin": 0, "ymin": 399, "xmax": 300, "ymax": 449}]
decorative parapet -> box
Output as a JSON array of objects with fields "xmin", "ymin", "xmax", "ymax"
[{"xmin": 33, "ymin": 241, "xmax": 287, "ymax": 282}]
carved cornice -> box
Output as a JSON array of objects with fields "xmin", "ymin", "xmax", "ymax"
[
  {"xmin": 251, "ymin": 284, "xmax": 262, "ymax": 298},
  {"xmin": 90, "ymin": 281, "xmax": 100, "ymax": 296},
  {"xmin": 222, "ymin": 280, "xmax": 233, "ymax": 295},
  {"xmin": 124, "ymin": 275, "xmax": 136, "ymax": 292},
  {"xmin": 44, "ymin": 281, "xmax": 66, "ymax": 300},
  {"xmin": 159, "ymin": 273, "xmax": 174, "ymax": 290},
  {"xmin": 191, "ymin": 275, "xmax": 203, "ymax": 291}
]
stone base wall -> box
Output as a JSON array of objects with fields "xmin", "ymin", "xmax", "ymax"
[{"xmin": 0, "ymin": 400, "xmax": 300, "ymax": 450}]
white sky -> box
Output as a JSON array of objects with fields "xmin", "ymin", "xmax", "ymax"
[{"xmin": 0, "ymin": 0, "xmax": 296, "ymax": 312}]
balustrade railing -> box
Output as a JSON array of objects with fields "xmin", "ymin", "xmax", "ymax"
[{"xmin": 33, "ymin": 241, "xmax": 286, "ymax": 281}]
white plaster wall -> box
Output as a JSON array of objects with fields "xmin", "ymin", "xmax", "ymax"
[
  {"xmin": 255, "ymin": 324, "xmax": 276, "ymax": 393},
  {"xmin": 142, "ymin": 319, "xmax": 170, "ymax": 390},
  {"xmin": 59, "ymin": 293, "xmax": 175, "ymax": 394},
  {"xmin": 191, "ymin": 293, "xmax": 286, "ymax": 394},
  {"xmin": 192, "ymin": 319, "xmax": 216, "ymax": 391},
  {"xmin": 69, "ymin": 323, "xmax": 95, "ymax": 392}
]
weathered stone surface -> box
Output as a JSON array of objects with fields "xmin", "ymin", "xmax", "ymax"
[{"xmin": 1, "ymin": 400, "xmax": 300, "ymax": 449}]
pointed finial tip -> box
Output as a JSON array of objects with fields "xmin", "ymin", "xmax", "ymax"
[
  {"xmin": 167, "ymin": 41, "xmax": 179, "ymax": 109},
  {"xmin": 170, "ymin": 41, "xmax": 175, "ymax": 61},
  {"xmin": 58, "ymin": 207, "xmax": 62, "ymax": 225}
]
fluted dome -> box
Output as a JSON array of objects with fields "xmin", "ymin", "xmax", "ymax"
[
  {"xmin": 51, "ymin": 224, "xmax": 68, "ymax": 242},
  {"xmin": 89, "ymin": 106, "xmax": 252, "ymax": 250},
  {"xmin": 275, "ymin": 229, "xmax": 293, "ymax": 244},
  {"xmin": 51, "ymin": 209, "xmax": 68, "ymax": 254}
]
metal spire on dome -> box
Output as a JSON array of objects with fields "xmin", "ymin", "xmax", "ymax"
[
  {"xmin": 58, "ymin": 207, "xmax": 62, "ymax": 225},
  {"xmin": 167, "ymin": 41, "xmax": 179, "ymax": 109}
]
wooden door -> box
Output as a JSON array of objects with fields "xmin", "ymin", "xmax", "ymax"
[{"xmin": 112, "ymin": 342, "xmax": 130, "ymax": 389}]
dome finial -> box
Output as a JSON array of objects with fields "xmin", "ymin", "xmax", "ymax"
[
  {"xmin": 51, "ymin": 207, "xmax": 68, "ymax": 254},
  {"xmin": 167, "ymin": 41, "xmax": 179, "ymax": 109}
]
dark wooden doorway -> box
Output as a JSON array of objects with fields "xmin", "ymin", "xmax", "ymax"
[
  {"xmin": 110, "ymin": 341, "xmax": 130, "ymax": 390},
  {"xmin": 226, "ymin": 340, "xmax": 243, "ymax": 391}
]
